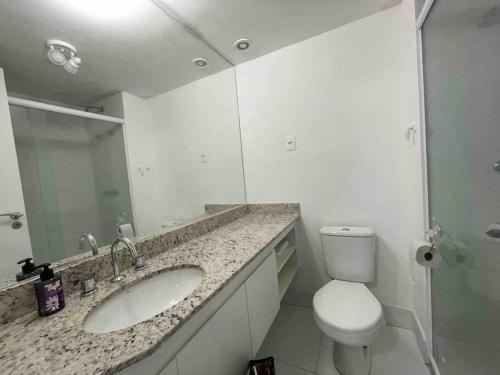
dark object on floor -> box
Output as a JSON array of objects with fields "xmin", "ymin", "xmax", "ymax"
[{"xmin": 248, "ymin": 357, "xmax": 275, "ymax": 375}]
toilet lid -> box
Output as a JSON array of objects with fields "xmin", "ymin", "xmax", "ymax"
[{"xmin": 313, "ymin": 279, "xmax": 383, "ymax": 334}]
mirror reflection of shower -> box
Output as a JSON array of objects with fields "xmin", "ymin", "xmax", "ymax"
[{"xmin": 9, "ymin": 104, "xmax": 134, "ymax": 264}]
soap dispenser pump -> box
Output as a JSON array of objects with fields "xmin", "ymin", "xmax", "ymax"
[
  {"xmin": 15, "ymin": 257, "xmax": 42, "ymax": 281},
  {"xmin": 33, "ymin": 263, "xmax": 65, "ymax": 316}
]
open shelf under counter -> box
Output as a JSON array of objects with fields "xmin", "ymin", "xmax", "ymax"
[
  {"xmin": 276, "ymin": 243, "xmax": 297, "ymax": 273},
  {"xmin": 272, "ymin": 224, "xmax": 298, "ymax": 301},
  {"xmin": 278, "ymin": 263, "xmax": 298, "ymax": 300}
]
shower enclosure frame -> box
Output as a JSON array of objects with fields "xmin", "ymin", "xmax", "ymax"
[
  {"xmin": 415, "ymin": 0, "xmax": 442, "ymax": 374},
  {"xmin": 8, "ymin": 97, "xmax": 125, "ymax": 124},
  {"xmin": 7, "ymin": 96, "xmax": 141, "ymax": 255}
]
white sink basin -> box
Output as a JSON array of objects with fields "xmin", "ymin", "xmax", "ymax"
[{"xmin": 83, "ymin": 267, "xmax": 204, "ymax": 333}]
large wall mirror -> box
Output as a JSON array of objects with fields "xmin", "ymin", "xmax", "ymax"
[{"xmin": 0, "ymin": 0, "xmax": 246, "ymax": 287}]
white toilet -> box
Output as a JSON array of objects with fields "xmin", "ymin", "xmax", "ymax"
[{"xmin": 313, "ymin": 226, "xmax": 385, "ymax": 375}]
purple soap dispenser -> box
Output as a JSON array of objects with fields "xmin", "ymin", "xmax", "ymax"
[{"xmin": 33, "ymin": 263, "xmax": 65, "ymax": 316}]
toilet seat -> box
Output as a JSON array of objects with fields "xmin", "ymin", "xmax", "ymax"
[{"xmin": 313, "ymin": 280, "xmax": 384, "ymax": 346}]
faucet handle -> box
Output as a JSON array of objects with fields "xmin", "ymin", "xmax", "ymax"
[
  {"xmin": 111, "ymin": 274, "xmax": 126, "ymax": 283},
  {"xmin": 134, "ymin": 255, "xmax": 146, "ymax": 270},
  {"xmin": 80, "ymin": 272, "xmax": 97, "ymax": 296}
]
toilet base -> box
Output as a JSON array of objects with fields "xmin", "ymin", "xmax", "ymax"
[{"xmin": 333, "ymin": 342, "xmax": 371, "ymax": 375}]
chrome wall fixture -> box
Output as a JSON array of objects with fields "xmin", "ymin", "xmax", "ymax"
[
  {"xmin": 46, "ymin": 39, "xmax": 82, "ymax": 74},
  {"xmin": 0, "ymin": 212, "xmax": 24, "ymax": 230}
]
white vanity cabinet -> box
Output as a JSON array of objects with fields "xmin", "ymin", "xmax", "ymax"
[
  {"xmin": 245, "ymin": 253, "xmax": 280, "ymax": 356},
  {"xmin": 176, "ymin": 285, "xmax": 252, "ymax": 375},
  {"xmin": 118, "ymin": 223, "xmax": 296, "ymax": 375},
  {"xmin": 175, "ymin": 253, "xmax": 280, "ymax": 375}
]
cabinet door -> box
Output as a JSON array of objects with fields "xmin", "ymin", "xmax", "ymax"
[
  {"xmin": 245, "ymin": 253, "xmax": 280, "ymax": 356},
  {"xmin": 176, "ymin": 285, "xmax": 252, "ymax": 375},
  {"xmin": 159, "ymin": 359, "xmax": 178, "ymax": 375}
]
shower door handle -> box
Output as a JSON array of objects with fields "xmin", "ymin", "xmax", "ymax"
[{"xmin": 0, "ymin": 212, "xmax": 24, "ymax": 220}]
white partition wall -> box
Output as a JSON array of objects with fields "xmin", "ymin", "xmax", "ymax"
[{"xmin": 0, "ymin": 68, "xmax": 32, "ymax": 280}]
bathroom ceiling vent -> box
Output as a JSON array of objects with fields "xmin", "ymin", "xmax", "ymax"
[{"xmin": 46, "ymin": 39, "xmax": 82, "ymax": 74}]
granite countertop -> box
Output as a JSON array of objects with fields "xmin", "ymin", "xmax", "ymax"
[{"xmin": 0, "ymin": 212, "xmax": 298, "ymax": 375}]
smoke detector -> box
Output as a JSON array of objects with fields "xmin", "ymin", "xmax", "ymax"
[{"xmin": 46, "ymin": 39, "xmax": 82, "ymax": 74}]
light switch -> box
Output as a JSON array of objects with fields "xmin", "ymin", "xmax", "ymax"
[
  {"xmin": 285, "ymin": 135, "xmax": 296, "ymax": 151},
  {"xmin": 200, "ymin": 150, "xmax": 208, "ymax": 163}
]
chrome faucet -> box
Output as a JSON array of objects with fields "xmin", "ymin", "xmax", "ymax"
[
  {"xmin": 110, "ymin": 237, "xmax": 146, "ymax": 283},
  {"xmin": 79, "ymin": 233, "xmax": 98, "ymax": 255}
]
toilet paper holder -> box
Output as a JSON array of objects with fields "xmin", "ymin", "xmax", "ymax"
[
  {"xmin": 426, "ymin": 224, "xmax": 441, "ymax": 253},
  {"xmin": 426, "ymin": 225, "xmax": 441, "ymax": 245},
  {"xmin": 416, "ymin": 225, "xmax": 441, "ymax": 268}
]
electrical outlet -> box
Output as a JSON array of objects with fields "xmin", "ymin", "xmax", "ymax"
[
  {"xmin": 200, "ymin": 150, "xmax": 208, "ymax": 163},
  {"xmin": 286, "ymin": 135, "xmax": 296, "ymax": 151}
]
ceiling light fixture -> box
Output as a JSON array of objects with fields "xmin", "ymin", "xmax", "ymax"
[
  {"xmin": 46, "ymin": 40, "xmax": 82, "ymax": 75},
  {"xmin": 192, "ymin": 57, "xmax": 209, "ymax": 68},
  {"xmin": 233, "ymin": 38, "xmax": 252, "ymax": 51},
  {"xmin": 58, "ymin": 0, "xmax": 144, "ymax": 21}
]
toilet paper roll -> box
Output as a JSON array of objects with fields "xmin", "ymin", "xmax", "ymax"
[
  {"xmin": 117, "ymin": 223, "xmax": 135, "ymax": 238},
  {"xmin": 415, "ymin": 242, "xmax": 441, "ymax": 269},
  {"xmin": 410, "ymin": 240, "xmax": 430, "ymax": 281}
]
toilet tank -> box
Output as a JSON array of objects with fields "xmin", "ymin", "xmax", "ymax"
[{"xmin": 320, "ymin": 226, "xmax": 376, "ymax": 282}]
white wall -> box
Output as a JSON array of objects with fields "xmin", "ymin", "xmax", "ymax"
[
  {"xmin": 121, "ymin": 92, "xmax": 163, "ymax": 237},
  {"xmin": 90, "ymin": 92, "xmax": 124, "ymax": 118},
  {"xmin": 414, "ymin": 0, "xmax": 426, "ymax": 19},
  {"xmin": 0, "ymin": 68, "xmax": 32, "ymax": 280},
  {"xmin": 119, "ymin": 69, "xmax": 246, "ymax": 233},
  {"xmin": 236, "ymin": 0, "xmax": 425, "ymax": 310},
  {"xmin": 147, "ymin": 68, "xmax": 246, "ymax": 224}
]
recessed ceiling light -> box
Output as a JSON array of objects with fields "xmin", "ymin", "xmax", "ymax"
[
  {"xmin": 233, "ymin": 38, "xmax": 252, "ymax": 51},
  {"xmin": 192, "ymin": 57, "xmax": 209, "ymax": 68},
  {"xmin": 58, "ymin": 0, "xmax": 144, "ymax": 21}
]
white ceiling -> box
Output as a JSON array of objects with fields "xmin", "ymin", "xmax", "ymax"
[
  {"xmin": 159, "ymin": 0, "xmax": 401, "ymax": 65},
  {"xmin": 0, "ymin": 0, "xmax": 400, "ymax": 107},
  {"xmin": 0, "ymin": 0, "xmax": 230, "ymax": 106}
]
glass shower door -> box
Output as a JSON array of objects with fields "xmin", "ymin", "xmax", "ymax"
[
  {"xmin": 10, "ymin": 105, "xmax": 134, "ymax": 264},
  {"xmin": 422, "ymin": 0, "xmax": 500, "ymax": 373}
]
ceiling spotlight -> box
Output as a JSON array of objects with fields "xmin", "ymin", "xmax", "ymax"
[
  {"xmin": 47, "ymin": 46, "xmax": 66, "ymax": 65},
  {"xmin": 64, "ymin": 56, "xmax": 82, "ymax": 74},
  {"xmin": 46, "ymin": 39, "xmax": 82, "ymax": 74},
  {"xmin": 233, "ymin": 38, "xmax": 252, "ymax": 51},
  {"xmin": 192, "ymin": 57, "xmax": 209, "ymax": 68}
]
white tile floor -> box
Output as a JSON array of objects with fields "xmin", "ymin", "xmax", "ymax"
[
  {"xmin": 434, "ymin": 335, "xmax": 500, "ymax": 375},
  {"xmin": 257, "ymin": 304, "xmax": 431, "ymax": 375}
]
